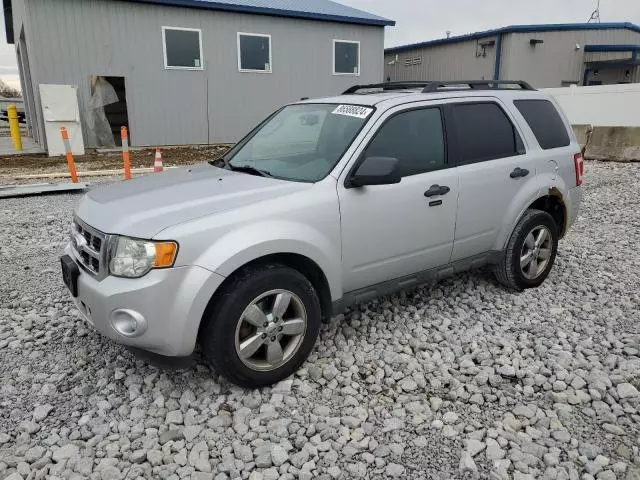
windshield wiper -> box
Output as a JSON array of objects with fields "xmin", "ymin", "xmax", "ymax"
[{"xmin": 228, "ymin": 164, "xmax": 273, "ymax": 178}]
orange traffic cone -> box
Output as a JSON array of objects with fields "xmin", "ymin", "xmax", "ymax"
[{"xmin": 154, "ymin": 148, "xmax": 163, "ymax": 173}]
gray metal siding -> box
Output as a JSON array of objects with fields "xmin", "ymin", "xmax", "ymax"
[
  {"xmin": 384, "ymin": 38, "xmax": 497, "ymax": 82},
  {"xmin": 500, "ymin": 29, "xmax": 640, "ymax": 87},
  {"xmin": 11, "ymin": 0, "xmax": 44, "ymax": 144},
  {"xmin": 24, "ymin": 0, "xmax": 384, "ymax": 147}
]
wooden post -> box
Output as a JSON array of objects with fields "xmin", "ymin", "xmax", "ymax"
[
  {"xmin": 121, "ymin": 126, "xmax": 131, "ymax": 180},
  {"xmin": 60, "ymin": 127, "xmax": 78, "ymax": 183}
]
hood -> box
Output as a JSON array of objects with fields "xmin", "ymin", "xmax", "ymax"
[{"xmin": 76, "ymin": 164, "xmax": 310, "ymax": 238}]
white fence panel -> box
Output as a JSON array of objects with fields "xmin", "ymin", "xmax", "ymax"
[{"xmin": 543, "ymin": 84, "xmax": 640, "ymax": 128}]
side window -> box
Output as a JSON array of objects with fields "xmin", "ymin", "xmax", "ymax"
[
  {"xmin": 238, "ymin": 33, "xmax": 272, "ymax": 73},
  {"xmin": 365, "ymin": 108, "xmax": 446, "ymax": 177},
  {"xmin": 333, "ymin": 40, "xmax": 360, "ymax": 75},
  {"xmin": 162, "ymin": 27, "xmax": 203, "ymax": 70},
  {"xmin": 451, "ymin": 102, "xmax": 523, "ymax": 165},
  {"xmin": 514, "ymin": 99, "xmax": 571, "ymax": 149}
]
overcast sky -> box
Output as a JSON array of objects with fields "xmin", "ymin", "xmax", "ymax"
[
  {"xmin": 343, "ymin": 0, "xmax": 640, "ymax": 47},
  {"xmin": 0, "ymin": 0, "xmax": 639, "ymax": 90}
]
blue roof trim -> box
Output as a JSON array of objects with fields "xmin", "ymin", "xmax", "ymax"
[
  {"xmin": 584, "ymin": 44, "xmax": 640, "ymax": 52},
  {"xmin": 385, "ymin": 22, "xmax": 640, "ymax": 53},
  {"xmin": 126, "ymin": 0, "xmax": 395, "ymax": 26}
]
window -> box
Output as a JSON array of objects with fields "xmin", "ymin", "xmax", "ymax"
[
  {"xmin": 162, "ymin": 27, "xmax": 203, "ymax": 70},
  {"xmin": 365, "ymin": 108, "xmax": 446, "ymax": 177},
  {"xmin": 514, "ymin": 100, "xmax": 570, "ymax": 150},
  {"xmin": 451, "ymin": 103, "xmax": 522, "ymax": 165},
  {"xmin": 227, "ymin": 104, "xmax": 373, "ymax": 182},
  {"xmin": 238, "ymin": 33, "xmax": 272, "ymax": 73},
  {"xmin": 333, "ymin": 40, "xmax": 360, "ymax": 75}
]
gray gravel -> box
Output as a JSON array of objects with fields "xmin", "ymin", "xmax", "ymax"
[{"xmin": 1, "ymin": 162, "xmax": 640, "ymax": 480}]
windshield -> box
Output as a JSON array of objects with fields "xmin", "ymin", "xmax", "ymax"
[{"xmin": 227, "ymin": 103, "xmax": 374, "ymax": 182}]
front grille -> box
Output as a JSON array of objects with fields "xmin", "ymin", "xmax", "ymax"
[{"xmin": 71, "ymin": 218, "xmax": 109, "ymax": 279}]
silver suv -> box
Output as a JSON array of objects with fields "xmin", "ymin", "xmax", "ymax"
[{"xmin": 61, "ymin": 80, "xmax": 583, "ymax": 387}]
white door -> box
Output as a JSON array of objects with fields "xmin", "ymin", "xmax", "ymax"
[
  {"xmin": 39, "ymin": 84, "xmax": 85, "ymax": 156},
  {"xmin": 339, "ymin": 105, "xmax": 459, "ymax": 293},
  {"xmin": 447, "ymin": 100, "xmax": 532, "ymax": 261}
]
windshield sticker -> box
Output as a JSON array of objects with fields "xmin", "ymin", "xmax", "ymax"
[{"xmin": 332, "ymin": 105, "xmax": 373, "ymax": 119}]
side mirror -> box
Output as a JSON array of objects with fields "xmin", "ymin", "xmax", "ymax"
[{"xmin": 347, "ymin": 156, "xmax": 401, "ymax": 188}]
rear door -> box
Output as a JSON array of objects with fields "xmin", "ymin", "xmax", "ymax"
[{"xmin": 446, "ymin": 99, "xmax": 531, "ymax": 261}]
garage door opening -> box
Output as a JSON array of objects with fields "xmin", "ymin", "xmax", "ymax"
[{"xmin": 88, "ymin": 76, "xmax": 129, "ymax": 147}]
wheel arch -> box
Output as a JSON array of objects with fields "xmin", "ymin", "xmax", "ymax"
[
  {"xmin": 198, "ymin": 252, "xmax": 334, "ymax": 343},
  {"xmin": 495, "ymin": 185, "xmax": 569, "ymax": 251},
  {"xmin": 527, "ymin": 190, "xmax": 568, "ymax": 238}
]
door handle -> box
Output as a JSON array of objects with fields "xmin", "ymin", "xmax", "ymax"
[
  {"xmin": 424, "ymin": 184, "xmax": 450, "ymax": 197},
  {"xmin": 510, "ymin": 167, "xmax": 530, "ymax": 179}
]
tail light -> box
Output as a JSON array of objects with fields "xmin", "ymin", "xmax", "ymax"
[{"xmin": 574, "ymin": 153, "xmax": 584, "ymax": 186}]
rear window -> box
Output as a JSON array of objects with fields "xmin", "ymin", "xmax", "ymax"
[
  {"xmin": 451, "ymin": 102, "xmax": 522, "ymax": 165},
  {"xmin": 514, "ymin": 99, "xmax": 570, "ymax": 150}
]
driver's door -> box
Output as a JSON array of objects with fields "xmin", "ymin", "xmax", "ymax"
[{"xmin": 338, "ymin": 105, "xmax": 459, "ymax": 293}]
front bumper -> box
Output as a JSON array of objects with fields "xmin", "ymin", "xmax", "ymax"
[{"xmin": 64, "ymin": 245, "xmax": 225, "ymax": 357}]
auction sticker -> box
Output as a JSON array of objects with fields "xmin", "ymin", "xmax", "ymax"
[{"xmin": 332, "ymin": 105, "xmax": 373, "ymax": 119}]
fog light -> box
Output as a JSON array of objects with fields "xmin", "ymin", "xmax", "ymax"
[{"xmin": 110, "ymin": 309, "xmax": 147, "ymax": 338}]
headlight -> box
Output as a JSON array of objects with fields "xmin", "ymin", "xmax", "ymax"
[{"xmin": 109, "ymin": 236, "xmax": 178, "ymax": 278}]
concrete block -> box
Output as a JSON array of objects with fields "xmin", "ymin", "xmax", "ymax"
[
  {"xmin": 584, "ymin": 126, "xmax": 640, "ymax": 162},
  {"xmin": 571, "ymin": 124, "xmax": 593, "ymax": 151}
]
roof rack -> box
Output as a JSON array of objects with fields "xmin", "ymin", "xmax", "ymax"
[
  {"xmin": 342, "ymin": 82, "xmax": 432, "ymax": 94},
  {"xmin": 343, "ymin": 80, "xmax": 535, "ymax": 95},
  {"xmin": 421, "ymin": 80, "xmax": 535, "ymax": 92}
]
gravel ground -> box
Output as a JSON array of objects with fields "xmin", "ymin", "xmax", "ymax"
[{"xmin": 1, "ymin": 161, "xmax": 639, "ymax": 480}]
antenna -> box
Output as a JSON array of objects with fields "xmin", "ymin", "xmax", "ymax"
[{"xmin": 587, "ymin": 0, "xmax": 601, "ymax": 23}]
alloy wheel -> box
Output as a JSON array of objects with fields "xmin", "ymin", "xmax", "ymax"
[
  {"xmin": 520, "ymin": 225, "xmax": 553, "ymax": 280},
  {"xmin": 234, "ymin": 289, "xmax": 307, "ymax": 371}
]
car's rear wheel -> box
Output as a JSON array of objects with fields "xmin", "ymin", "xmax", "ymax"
[
  {"xmin": 200, "ymin": 263, "xmax": 321, "ymax": 388},
  {"xmin": 494, "ymin": 209, "xmax": 559, "ymax": 291}
]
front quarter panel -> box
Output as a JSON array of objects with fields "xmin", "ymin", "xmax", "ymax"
[
  {"xmin": 157, "ymin": 180, "xmax": 343, "ymax": 300},
  {"xmin": 198, "ymin": 223, "xmax": 341, "ymax": 299}
]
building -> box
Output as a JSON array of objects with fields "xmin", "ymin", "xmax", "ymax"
[
  {"xmin": 385, "ymin": 23, "xmax": 640, "ymax": 88},
  {"xmin": 3, "ymin": 0, "xmax": 393, "ymax": 150}
]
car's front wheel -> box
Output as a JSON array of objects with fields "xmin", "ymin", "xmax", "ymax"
[
  {"xmin": 200, "ymin": 263, "xmax": 322, "ymax": 388},
  {"xmin": 494, "ymin": 209, "xmax": 559, "ymax": 291}
]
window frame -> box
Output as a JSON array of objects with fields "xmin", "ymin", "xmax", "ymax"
[
  {"xmin": 444, "ymin": 101, "xmax": 526, "ymax": 166},
  {"xmin": 237, "ymin": 32, "xmax": 273, "ymax": 74},
  {"xmin": 161, "ymin": 26, "xmax": 204, "ymax": 71},
  {"xmin": 513, "ymin": 99, "xmax": 571, "ymax": 150},
  {"xmin": 344, "ymin": 105, "xmax": 450, "ymax": 185},
  {"xmin": 332, "ymin": 39, "xmax": 361, "ymax": 76}
]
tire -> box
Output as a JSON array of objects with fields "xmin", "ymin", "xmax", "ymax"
[
  {"xmin": 494, "ymin": 209, "xmax": 559, "ymax": 291},
  {"xmin": 200, "ymin": 263, "xmax": 322, "ymax": 388}
]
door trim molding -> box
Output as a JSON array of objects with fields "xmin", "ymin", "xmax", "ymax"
[{"xmin": 332, "ymin": 250, "xmax": 503, "ymax": 314}]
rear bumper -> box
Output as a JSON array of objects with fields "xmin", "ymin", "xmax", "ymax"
[
  {"xmin": 64, "ymin": 245, "xmax": 225, "ymax": 357},
  {"xmin": 565, "ymin": 185, "xmax": 583, "ymax": 233}
]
